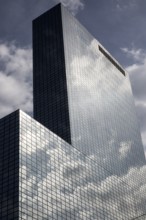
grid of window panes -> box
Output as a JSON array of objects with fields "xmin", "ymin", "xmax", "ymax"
[
  {"xmin": 61, "ymin": 5, "xmax": 146, "ymax": 177},
  {"xmin": 135, "ymin": 215, "xmax": 146, "ymax": 220},
  {"xmin": 33, "ymin": 4, "xmax": 71, "ymax": 144},
  {"xmin": 0, "ymin": 110, "xmax": 19, "ymax": 219},
  {"xmin": 32, "ymin": 6, "xmax": 146, "ymax": 216},
  {"xmin": 19, "ymin": 110, "xmax": 141, "ymax": 220}
]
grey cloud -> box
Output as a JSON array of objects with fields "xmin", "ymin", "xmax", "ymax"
[
  {"xmin": 0, "ymin": 42, "xmax": 33, "ymax": 117},
  {"xmin": 128, "ymin": 63, "xmax": 146, "ymax": 102},
  {"xmin": 122, "ymin": 48, "xmax": 146, "ymax": 102},
  {"xmin": 122, "ymin": 48, "xmax": 146, "ymax": 154}
]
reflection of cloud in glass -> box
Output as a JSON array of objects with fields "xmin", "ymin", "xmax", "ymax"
[
  {"xmin": 18, "ymin": 7, "xmax": 146, "ymax": 219},
  {"xmin": 119, "ymin": 141, "xmax": 132, "ymax": 159},
  {"xmin": 63, "ymin": 12, "xmax": 145, "ymax": 175},
  {"xmin": 62, "ymin": 7, "xmax": 146, "ymax": 185},
  {"xmin": 19, "ymin": 111, "xmax": 146, "ymax": 219}
]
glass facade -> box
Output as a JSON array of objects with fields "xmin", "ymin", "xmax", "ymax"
[
  {"xmin": 18, "ymin": 111, "xmax": 143, "ymax": 219},
  {"xmin": 33, "ymin": 4, "xmax": 71, "ymax": 144},
  {"xmin": 61, "ymin": 5, "xmax": 146, "ymax": 176},
  {"xmin": 0, "ymin": 111, "xmax": 19, "ymax": 219},
  {"xmin": 0, "ymin": 110, "xmax": 145, "ymax": 219},
  {"xmin": 0, "ymin": 3, "xmax": 146, "ymax": 220},
  {"xmin": 33, "ymin": 4, "xmax": 146, "ymax": 218}
]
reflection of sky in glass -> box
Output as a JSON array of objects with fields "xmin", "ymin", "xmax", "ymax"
[
  {"xmin": 1, "ymin": 4, "xmax": 145, "ymax": 219},
  {"xmin": 19, "ymin": 110, "xmax": 146, "ymax": 219},
  {"xmin": 61, "ymin": 6, "xmax": 146, "ymax": 177}
]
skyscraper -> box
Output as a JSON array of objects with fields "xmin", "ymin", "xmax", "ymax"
[
  {"xmin": 0, "ymin": 3, "xmax": 146, "ymax": 220},
  {"xmin": 33, "ymin": 4, "xmax": 145, "ymax": 176}
]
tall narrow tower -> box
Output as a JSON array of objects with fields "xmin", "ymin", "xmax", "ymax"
[
  {"xmin": 33, "ymin": 4, "xmax": 146, "ymax": 176},
  {"xmin": 33, "ymin": 4, "xmax": 71, "ymax": 144}
]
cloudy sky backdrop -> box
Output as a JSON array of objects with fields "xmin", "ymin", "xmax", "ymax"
[{"xmin": 0, "ymin": 0, "xmax": 146, "ymax": 156}]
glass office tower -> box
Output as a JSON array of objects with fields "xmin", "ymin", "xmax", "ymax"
[
  {"xmin": 33, "ymin": 4, "xmax": 145, "ymax": 177},
  {"xmin": 0, "ymin": 3, "xmax": 146, "ymax": 220}
]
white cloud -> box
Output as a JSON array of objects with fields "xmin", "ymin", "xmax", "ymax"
[
  {"xmin": 115, "ymin": 0, "xmax": 137, "ymax": 11},
  {"xmin": 55, "ymin": 0, "xmax": 84, "ymax": 15},
  {"xmin": 0, "ymin": 42, "xmax": 32, "ymax": 118},
  {"xmin": 119, "ymin": 141, "xmax": 132, "ymax": 159},
  {"xmin": 121, "ymin": 47, "xmax": 146, "ymax": 62}
]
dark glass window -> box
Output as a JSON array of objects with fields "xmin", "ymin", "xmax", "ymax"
[{"xmin": 99, "ymin": 45, "xmax": 125, "ymax": 76}]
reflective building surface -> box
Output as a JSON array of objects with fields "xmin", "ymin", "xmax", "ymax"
[
  {"xmin": 0, "ymin": 110, "xmax": 145, "ymax": 219},
  {"xmin": 61, "ymin": 5, "xmax": 146, "ymax": 176},
  {"xmin": 33, "ymin": 4, "xmax": 71, "ymax": 144},
  {"xmin": 33, "ymin": 4, "xmax": 146, "ymax": 176},
  {"xmin": 0, "ymin": 3, "xmax": 146, "ymax": 220},
  {"xmin": 0, "ymin": 111, "xmax": 19, "ymax": 219}
]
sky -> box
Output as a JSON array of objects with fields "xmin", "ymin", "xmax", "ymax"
[{"xmin": 0, "ymin": 0, "xmax": 146, "ymax": 156}]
